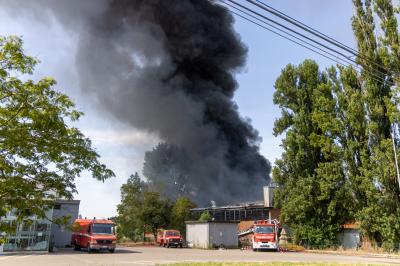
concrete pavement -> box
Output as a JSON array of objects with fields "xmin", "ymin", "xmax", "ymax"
[{"xmin": 0, "ymin": 246, "xmax": 399, "ymax": 265}]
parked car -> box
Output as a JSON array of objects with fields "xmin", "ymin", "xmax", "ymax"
[{"xmin": 156, "ymin": 229, "xmax": 183, "ymax": 248}]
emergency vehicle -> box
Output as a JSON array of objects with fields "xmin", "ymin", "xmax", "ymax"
[
  {"xmin": 71, "ymin": 218, "xmax": 117, "ymax": 253},
  {"xmin": 156, "ymin": 229, "xmax": 183, "ymax": 248},
  {"xmin": 252, "ymin": 219, "xmax": 280, "ymax": 251}
]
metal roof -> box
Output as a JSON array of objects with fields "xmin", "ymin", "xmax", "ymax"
[{"xmin": 191, "ymin": 201, "xmax": 266, "ymax": 211}]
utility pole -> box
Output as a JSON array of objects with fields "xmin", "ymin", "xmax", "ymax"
[{"xmin": 391, "ymin": 122, "xmax": 400, "ymax": 192}]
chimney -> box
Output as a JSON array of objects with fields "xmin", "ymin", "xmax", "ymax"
[{"xmin": 263, "ymin": 186, "xmax": 274, "ymax": 207}]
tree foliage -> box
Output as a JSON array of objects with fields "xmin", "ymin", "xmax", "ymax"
[
  {"xmin": 117, "ymin": 172, "xmax": 172, "ymax": 240},
  {"xmin": 273, "ymin": 61, "xmax": 355, "ymax": 246},
  {"xmin": 116, "ymin": 173, "xmax": 145, "ymax": 240},
  {"xmin": 0, "ymin": 36, "xmax": 114, "ymax": 231},
  {"xmin": 274, "ymin": 0, "xmax": 400, "ymax": 250},
  {"xmin": 170, "ymin": 197, "xmax": 197, "ymax": 235},
  {"xmin": 198, "ymin": 211, "xmax": 211, "ymax": 222}
]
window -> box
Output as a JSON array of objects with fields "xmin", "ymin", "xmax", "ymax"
[
  {"xmin": 254, "ymin": 226, "xmax": 274, "ymax": 234},
  {"xmin": 91, "ymin": 224, "xmax": 114, "ymax": 235}
]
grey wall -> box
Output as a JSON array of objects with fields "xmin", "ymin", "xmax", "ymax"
[
  {"xmin": 208, "ymin": 223, "xmax": 238, "ymax": 248},
  {"xmin": 186, "ymin": 222, "xmax": 238, "ymax": 249},
  {"xmin": 51, "ymin": 200, "xmax": 80, "ymax": 248},
  {"xmin": 338, "ymin": 229, "xmax": 360, "ymax": 250}
]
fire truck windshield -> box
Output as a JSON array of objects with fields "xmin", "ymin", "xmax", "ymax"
[
  {"xmin": 254, "ymin": 225, "xmax": 274, "ymax": 234},
  {"xmin": 92, "ymin": 223, "xmax": 114, "ymax": 235}
]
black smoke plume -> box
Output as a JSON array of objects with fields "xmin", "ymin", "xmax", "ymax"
[{"xmin": 2, "ymin": 0, "xmax": 271, "ymax": 205}]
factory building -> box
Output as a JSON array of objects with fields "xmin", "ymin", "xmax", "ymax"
[
  {"xmin": 190, "ymin": 186, "xmax": 280, "ymax": 222},
  {"xmin": 186, "ymin": 186, "xmax": 280, "ymax": 249}
]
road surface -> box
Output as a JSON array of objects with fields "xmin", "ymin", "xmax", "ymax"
[{"xmin": 0, "ymin": 246, "xmax": 399, "ymax": 265}]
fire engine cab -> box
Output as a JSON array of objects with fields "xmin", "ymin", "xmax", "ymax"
[
  {"xmin": 71, "ymin": 218, "xmax": 117, "ymax": 253},
  {"xmin": 252, "ymin": 219, "xmax": 280, "ymax": 251}
]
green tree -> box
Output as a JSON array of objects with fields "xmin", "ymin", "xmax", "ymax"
[
  {"xmin": 140, "ymin": 191, "xmax": 171, "ymax": 238},
  {"xmin": 117, "ymin": 173, "xmax": 171, "ymax": 240},
  {"xmin": 273, "ymin": 60, "xmax": 354, "ymax": 247},
  {"xmin": 0, "ymin": 36, "xmax": 114, "ymax": 233},
  {"xmin": 351, "ymin": 0, "xmax": 400, "ymax": 250},
  {"xmin": 198, "ymin": 211, "xmax": 211, "ymax": 222},
  {"xmin": 274, "ymin": 0, "xmax": 400, "ymax": 250},
  {"xmin": 116, "ymin": 172, "xmax": 145, "ymax": 241},
  {"xmin": 170, "ymin": 197, "xmax": 196, "ymax": 235}
]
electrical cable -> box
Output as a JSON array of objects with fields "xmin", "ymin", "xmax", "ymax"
[
  {"xmin": 218, "ymin": 0, "xmax": 394, "ymax": 87},
  {"xmin": 221, "ymin": 0, "xmax": 361, "ymax": 71},
  {"xmin": 246, "ymin": 0, "xmax": 395, "ymax": 76}
]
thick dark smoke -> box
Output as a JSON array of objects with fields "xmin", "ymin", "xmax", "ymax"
[{"xmin": 2, "ymin": 0, "xmax": 271, "ymax": 205}]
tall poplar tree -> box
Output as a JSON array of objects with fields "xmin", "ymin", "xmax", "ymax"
[
  {"xmin": 273, "ymin": 60, "xmax": 353, "ymax": 246},
  {"xmin": 274, "ymin": 0, "xmax": 400, "ymax": 250},
  {"xmin": 352, "ymin": 0, "xmax": 400, "ymax": 249}
]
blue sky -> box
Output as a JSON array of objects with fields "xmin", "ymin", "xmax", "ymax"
[{"xmin": 0, "ymin": 0, "xmax": 355, "ymax": 218}]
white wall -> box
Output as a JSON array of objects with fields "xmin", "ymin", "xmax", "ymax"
[
  {"xmin": 209, "ymin": 223, "xmax": 238, "ymax": 248},
  {"xmin": 186, "ymin": 223, "xmax": 209, "ymax": 249}
]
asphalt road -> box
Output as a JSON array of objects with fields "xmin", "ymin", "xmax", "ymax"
[{"xmin": 0, "ymin": 246, "xmax": 399, "ymax": 266}]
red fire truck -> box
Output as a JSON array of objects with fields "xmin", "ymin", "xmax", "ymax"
[
  {"xmin": 71, "ymin": 218, "xmax": 117, "ymax": 253},
  {"xmin": 252, "ymin": 219, "xmax": 280, "ymax": 251},
  {"xmin": 156, "ymin": 229, "xmax": 183, "ymax": 248}
]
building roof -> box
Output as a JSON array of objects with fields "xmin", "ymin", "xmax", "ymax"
[
  {"xmin": 191, "ymin": 201, "xmax": 266, "ymax": 212},
  {"xmin": 185, "ymin": 220, "xmax": 239, "ymax": 224},
  {"xmin": 55, "ymin": 199, "xmax": 80, "ymax": 205}
]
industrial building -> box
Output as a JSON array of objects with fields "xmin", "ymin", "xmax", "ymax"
[
  {"xmin": 1, "ymin": 199, "xmax": 80, "ymax": 252},
  {"xmin": 186, "ymin": 186, "xmax": 280, "ymax": 249},
  {"xmin": 190, "ymin": 186, "xmax": 280, "ymax": 222}
]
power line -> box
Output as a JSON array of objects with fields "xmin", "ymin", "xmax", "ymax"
[
  {"xmin": 223, "ymin": 6, "xmax": 348, "ymax": 69},
  {"xmin": 221, "ymin": 0, "xmax": 360, "ymax": 71},
  {"xmin": 225, "ymin": 0, "xmax": 355, "ymax": 63},
  {"xmin": 218, "ymin": 0, "xmax": 394, "ymax": 87},
  {"xmin": 245, "ymin": 0, "xmax": 395, "ymax": 76}
]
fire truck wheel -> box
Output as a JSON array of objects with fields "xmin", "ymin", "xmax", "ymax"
[
  {"xmin": 73, "ymin": 243, "xmax": 80, "ymax": 251},
  {"xmin": 109, "ymin": 249, "xmax": 115, "ymax": 253},
  {"xmin": 179, "ymin": 244, "xmax": 183, "ymax": 248},
  {"xmin": 87, "ymin": 244, "xmax": 93, "ymax": 253},
  {"xmin": 253, "ymin": 248, "xmax": 258, "ymax": 252}
]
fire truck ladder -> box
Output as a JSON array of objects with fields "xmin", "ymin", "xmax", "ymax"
[{"xmin": 238, "ymin": 227, "xmax": 254, "ymax": 237}]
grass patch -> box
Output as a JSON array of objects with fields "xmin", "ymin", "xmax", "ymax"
[{"xmin": 163, "ymin": 263, "xmax": 387, "ymax": 266}]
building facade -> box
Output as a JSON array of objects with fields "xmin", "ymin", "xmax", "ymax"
[
  {"xmin": 1, "ymin": 199, "xmax": 80, "ymax": 252},
  {"xmin": 51, "ymin": 200, "xmax": 80, "ymax": 248},
  {"xmin": 2, "ymin": 208, "xmax": 54, "ymax": 252}
]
